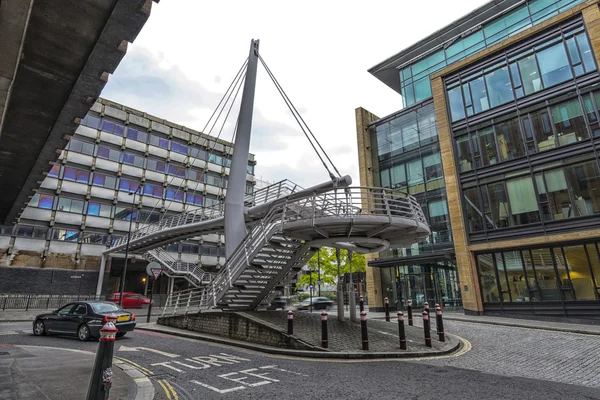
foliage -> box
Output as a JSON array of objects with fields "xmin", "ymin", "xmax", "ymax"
[{"xmin": 295, "ymin": 247, "xmax": 366, "ymax": 289}]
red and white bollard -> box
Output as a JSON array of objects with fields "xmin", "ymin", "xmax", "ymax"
[
  {"xmin": 424, "ymin": 301, "xmax": 430, "ymax": 315},
  {"xmin": 360, "ymin": 311, "xmax": 369, "ymax": 350},
  {"xmin": 287, "ymin": 310, "xmax": 294, "ymax": 335},
  {"xmin": 436, "ymin": 306, "xmax": 445, "ymax": 342},
  {"xmin": 359, "ymin": 295, "xmax": 364, "ymax": 312},
  {"xmin": 407, "ymin": 299, "xmax": 413, "ymax": 326},
  {"xmin": 422, "ymin": 310, "xmax": 432, "ymax": 348},
  {"xmin": 86, "ymin": 314, "xmax": 118, "ymax": 400},
  {"xmin": 384, "ymin": 297, "xmax": 390, "ymax": 322}
]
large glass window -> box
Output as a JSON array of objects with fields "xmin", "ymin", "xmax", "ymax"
[
  {"xmin": 127, "ymin": 128, "xmax": 147, "ymax": 143},
  {"xmin": 63, "ymin": 167, "xmax": 89, "ymax": 184},
  {"xmin": 390, "ymin": 164, "xmax": 407, "ymax": 190},
  {"xmin": 487, "ymin": 183, "xmax": 510, "ymax": 228},
  {"xmin": 537, "ymin": 42, "xmax": 573, "ymax": 87},
  {"xmin": 379, "ymin": 168, "xmax": 390, "ymax": 188},
  {"xmin": 168, "ymin": 164, "xmax": 186, "ymax": 178},
  {"xmin": 57, "ymin": 197, "xmax": 84, "ymax": 214},
  {"xmin": 171, "ymin": 142, "xmax": 188, "ymax": 155},
  {"xmin": 506, "ymin": 176, "xmax": 540, "ymax": 225},
  {"xmin": 531, "ymin": 248, "xmax": 560, "ymax": 300},
  {"xmin": 29, "ymin": 194, "xmax": 54, "ymax": 209},
  {"xmin": 92, "ymin": 173, "xmax": 116, "ymax": 189},
  {"xmin": 478, "ymin": 254, "xmax": 500, "ymax": 302},
  {"xmin": 464, "ymin": 187, "xmax": 484, "ymax": 232},
  {"xmin": 456, "ymin": 135, "xmax": 472, "ymax": 172},
  {"xmin": 68, "ymin": 139, "xmax": 95, "ymax": 156},
  {"xmin": 478, "ymin": 128, "xmax": 498, "ymax": 166},
  {"xmin": 564, "ymin": 160, "xmax": 600, "ymax": 216},
  {"xmin": 585, "ymin": 244, "xmax": 600, "ymax": 288},
  {"xmin": 528, "ymin": 108, "xmax": 555, "ymax": 152},
  {"xmin": 101, "ymin": 119, "xmax": 124, "ymax": 136},
  {"xmin": 87, "ymin": 202, "xmax": 112, "ymax": 218},
  {"xmin": 119, "ymin": 179, "xmax": 141, "ymax": 193},
  {"xmin": 97, "ymin": 146, "xmax": 120, "ymax": 162},
  {"xmin": 147, "ymin": 159, "xmax": 166, "ymax": 173},
  {"xmin": 143, "ymin": 184, "xmax": 164, "ymax": 198},
  {"xmin": 485, "ymin": 66, "xmax": 514, "ymax": 108},
  {"xmin": 562, "ymin": 245, "xmax": 596, "ymax": 300},
  {"xmin": 518, "ymin": 55, "xmax": 542, "ymax": 95},
  {"xmin": 149, "ymin": 135, "xmax": 169, "ymax": 149},
  {"xmin": 469, "ymin": 76, "xmax": 489, "ymax": 114},
  {"xmin": 496, "ymin": 118, "xmax": 525, "ymax": 161},
  {"xmin": 551, "ymin": 99, "xmax": 588, "ymax": 145},
  {"xmin": 122, "ymin": 153, "xmax": 144, "ymax": 168},
  {"xmin": 165, "ymin": 188, "xmax": 184, "ymax": 202},
  {"xmin": 448, "ymin": 86, "xmax": 465, "ymax": 122},
  {"xmin": 407, "ymin": 159, "xmax": 424, "ymax": 194},
  {"xmin": 535, "ymin": 169, "xmax": 570, "ymax": 221}
]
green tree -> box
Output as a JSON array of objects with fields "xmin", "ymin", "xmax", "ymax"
[{"xmin": 295, "ymin": 247, "xmax": 366, "ymax": 289}]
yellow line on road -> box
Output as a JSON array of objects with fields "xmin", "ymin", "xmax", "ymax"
[
  {"xmin": 157, "ymin": 380, "xmax": 172, "ymax": 400},
  {"xmin": 114, "ymin": 356, "xmax": 153, "ymax": 376},
  {"xmin": 163, "ymin": 379, "xmax": 179, "ymax": 400}
]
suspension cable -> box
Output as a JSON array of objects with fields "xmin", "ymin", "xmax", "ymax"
[
  {"xmin": 257, "ymin": 53, "xmax": 342, "ymax": 180},
  {"xmin": 140, "ymin": 58, "xmax": 249, "ymax": 225}
]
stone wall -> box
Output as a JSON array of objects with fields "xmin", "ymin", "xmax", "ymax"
[
  {"xmin": 158, "ymin": 312, "xmax": 317, "ymax": 350},
  {"xmin": 0, "ymin": 266, "xmax": 107, "ymax": 295}
]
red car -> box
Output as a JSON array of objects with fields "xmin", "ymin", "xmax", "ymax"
[{"xmin": 108, "ymin": 292, "xmax": 153, "ymax": 309}]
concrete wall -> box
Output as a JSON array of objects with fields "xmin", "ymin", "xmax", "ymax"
[
  {"xmin": 158, "ymin": 312, "xmax": 316, "ymax": 350},
  {"xmin": 0, "ymin": 266, "xmax": 107, "ymax": 295}
]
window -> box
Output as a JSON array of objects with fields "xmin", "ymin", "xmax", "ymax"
[
  {"xmin": 188, "ymin": 169, "xmax": 204, "ymax": 182},
  {"xmin": 485, "ymin": 66, "xmax": 514, "ymax": 108},
  {"xmin": 57, "ymin": 197, "xmax": 84, "ymax": 213},
  {"xmin": 563, "ymin": 245, "xmax": 596, "ymax": 300},
  {"xmin": 127, "ymin": 128, "xmax": 147, "ymax": 143},
  {"xmin": 478, "ymin": 128, "xmax": 497, "ymax": 166},
  {"xmin": 115, "ymin": 207, "xmax": 137, "ymax": 221},
  {"xmin": 15, "ymin": 225, "xmax": 47, "ymax": 239},
  {"xmin": 535, "ymin": 169, "xmax": 570, "ymax": 221},
  {"xmin": 380, "ymin": 168, "xmax": 390, "ymax": 188},
  {"xmin": 246, "ymin": 183, "xmax": 253, "ymax": 195},
  {"xmin": 483, "ymin": 4, "xmax": 530, "ymax": 45},
  {"xmin": 448, "ymin": 86, "xmax": 465, "ymax": 122},
  {"xmin": 87, "ymin": 202, "xmax": 112, "ymax": 218},
  {"xmin": 121, "ymin": 152, "xmax": 144, "ymax": 168},
  {"xmin": 423, "ymin": 153, "xmax": 442, "ymax": 182},
  {"xmin": 469, "ymin": 76, "xmax": 489, "ymax": 114},
  {"xmin": 143, "ymin": 184, "xmax": 164, "ymax": 198},
  {"xmin": 456, "ymin": 135, "xmax": 472, "ymax": 172},
  {"xmin": 138, "ymin": 210, "xmax": 161, "ymax": 224},
  {"xmin": 92, "ymin": 173, "xmax": 116, "ymax": 189},
  {"xmin": 478, "ymin": 254, "xmax": 500, "ymax": 302},
  {"xmin": 487, "ymin": 183, "xmax": 510, "ymax": 228},
  {"xmin": 52, "ymin": 229, "xmax": 80, "ymax": 242},
  {"xmin": 81, "ymin": 115, "xmax": 100, "ymax": 129},
  {"xmin": 101, "ymin": 119, "xmax": 125, "ymax": 136},
  {"xmin": 576, "ymin": 33, "xmax": 596, "ymax": 73},
  {"xmin": 205, "ymin": 196, "xmax": 221, "ymax": 208},
  {"xmin": 168, "ymin": 164, "xmax": 186, "ymax": 178},
  {"xmin": 537, "ymin": 42, "xmax": 573, "ymax": 88},
  {"xmin": 81, "ymin": 232, "xmax": 109, "ymax": 245},
  {"xmin": 68, "ymin": 139, "xmax": 95, "ymax": 156},
  {"xmin": 518, "ymin": 56, "xmax": 543, "ymax": 96},
  {"xmin": 206, "ymin": 174, "xmax": 226, "ymax": 188},
  {"xmin": 147, "ymin": 159, "xmax": 166, "ymax": 173},
  {"xmin": 149, "ymin": 135, "xmax": 169, "ymax": 149},
  {"xmin": 551, "ymin": 99, "xmax": 588, "ymax": 145},
  {"xmin": 97, "ymin": 146, "xmax": 120, "ymax": 162},
  {"xmin": 407, "ymin": 159, "xmax": 424, "ymax": 194},
  {"xmin": 171, "ymin": 142, "xmax": 188, "ymax": 154},
  {"xmin": 506, "ymin": 176, "xmax": 540, "ymax": 225},
  {"xmin": 247, "ymin": 164, "xmax": 255, "ymax": 174},
  {"xmin": 390, "ymin": 164, "xmax": 407, "ymax": 190},
  {"xmin": 528, "ymin": 109, "xmax": 555, "ymax": 152},
  {"xmin": 464, "ymin": 187, "xmax": 484, "ymax": 232},
  {"xmin": 48, "ymin": 165, "xmax": 60, "ymax": 177},
  {"xmin": 564, "ymin": 160, "xmax": 600, "ymax": 216},
  {"xmin": 496, "ymin": 118, "xmax": 525, "ymax": 161},
  {"xmin": 29, "ymin": 193, "xmax": 54, "ymax": 209},
  {"xmin": 189, "ymin": 147, "xmax": 207, "ymax": 160},
  {"xmin": 182, "ymin": 243, "xmax": 200, "ymax": 254},
  {"xmin": 165, "ymin": 188, "xmax": 184, "ymax": 202},
  {"xmin": 119, "ymin": 179, "xmax": 141, "ymax": 192},
  {"xmin": 185, "ymin": 193, "xmax": 203, "ymax": 206},
  {"xmin": 585, "ymin": 243, "xmax": 600, "ymax": 288},
  {"xmin": 209, "ymin": 154, "xmax": 224, "ymax": 166},
  {"xmin": 63, "ymin": 167, "xmax": 89, "ymax": 184}
]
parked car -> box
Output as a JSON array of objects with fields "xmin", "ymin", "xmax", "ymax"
[
  {"xmin": 32, "ymin": 301, "xmax": 136, "ymax": 341},
  {"xmin": 297, "ymin": 297, "xmax": 334, "ymax": 310},
  {"xmin": 108, "ymin": 292, "xmax": 153, "ymax": 309},
  {"xmin": 267, "ymin": 296, "xmax": 289, "ymax": 310}
]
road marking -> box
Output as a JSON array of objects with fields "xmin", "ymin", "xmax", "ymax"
[
  {"xmin": 190, "ymin": 380, "xmax": 245, "ymax": 394},
  {"xmin": 151, "ymin": 353, "xmax": 252, "ymax": 373},
  {"xmin": 162, "ymin": 379, "xmax": 179, "ymax": 400},
  {"xmin": 157, "ymin": 379, "xmax": 172, "ymax": 400},
  {"xmin": 0, "ymin": 331, "xmax": 18, "ymax": 335},
  {"xmin": 115, "ymin": 356, "xmax": 153, "ymax": 376},
  {"xmin": 118, "ymin": 345, "xmax": 179, "ymax": 358}
]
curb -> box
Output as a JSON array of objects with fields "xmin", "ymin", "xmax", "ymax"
[
  {"xmin": 113, "ymin": 359, "xmax": 155, "ymax": 400},
  {"xmin": 136, "ymin": 324, "xmax": 461, "ymax": 359},
  {"xmin": 442, "ymin": 316, "xmax": 600, "ymax": 336}
]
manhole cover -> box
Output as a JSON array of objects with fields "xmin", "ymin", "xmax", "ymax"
[{"xmin": 0, "ymin": 352, "xmax": 9, "ymax": 356}]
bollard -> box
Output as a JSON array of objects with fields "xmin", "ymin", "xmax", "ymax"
[
  {"xmin": 86, "ymin": 314, "xmax": 118, "ymax": 400},
  {"xmin": 321, "ymin": 312, "xmax": 328, "ymax": 349},
  {"xmin": 397, "ymin": 311, "xmax": 407, "ymax": 350},
  {"xmin": 422, "ymin": 310, "xmax": 432, "ymax": 348},
  {"xmin": 434, "ymin": 304, "xmax": 440, "ymax": 333},
  {"xmin": 407, "ymin": 299, "xmax": 413, "ymax": 326},
  {"xmin": 287, "ymin": 310, "xmax": 294, "ymax": 335},
  {"xmin": 424, "ymin": 302, "xmax": 430, "ymax": 316},
  {"xmin": 359, "ymin": 295, "xmax": 364, "ymax": 312},
  {"xmin": 384, "ymin": 297, "xmax": 390, "ymax": 322},
  {"xmin": 436, "ymin": 306, "xmax": 445, "ymax": 342},
  {"xmin": 360, "ymin": 311, "xmax": 369, "ymax": 350}
]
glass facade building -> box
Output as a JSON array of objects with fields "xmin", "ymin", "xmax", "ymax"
[
  {"xmin": 0, "ymin": 98, "xmax": 256, "ymax": 295},
  {"xmin": 362, "ymin": 0, "xmax": 600, "ymax": 318}
]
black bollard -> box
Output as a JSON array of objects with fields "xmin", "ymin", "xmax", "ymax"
[
  {"xmin": 321, "ymin": 312, "xmax": 328, "ymax": 349},
  {"xmin": 436, "ymin": 306, "xmax": 445, "ymax": 342},
  {"xmin": 384, "ymin": 297, "xmax": 390, "ymax": 322},
  {"xmin": 86, "ymin": 314, "xmax": 118, "ymax": 400},
  {"xmin": 424, "ymin": 301, "xmax": 430, "ymax": 316},
  {"xmin": 434, "ymin": 303, "xmax": 440, "ymax": 334},
  {"xmin": 287, "ymin": 310, "xmax": 294, "ymax": 335},
  {"xmin": 359, "ymin": 295, "xmax": 364, "ymax": 312},
  {"xmin": 407, "ymin": 299, "xmax": 413, "ymax": 326},
  {"xmin": 422, "ymin": 310, "xmax": 432, "ymax": 348},
  {"xmin": 360, "ymin": 311, "xmax": 369, "ymax": 350},
  {"xmin": 397, "ymin": 311, "xmax": 407, "ymax": 350}
]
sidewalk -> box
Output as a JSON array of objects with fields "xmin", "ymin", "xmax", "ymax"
[{"xmin": 0, "ymin": 344, "xmax": 153, "ymax": 400}]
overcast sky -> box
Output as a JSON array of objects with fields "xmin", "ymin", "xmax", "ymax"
[{"xmin": 103, "ymin": 0, "xmax": 487, "ymax": 188}]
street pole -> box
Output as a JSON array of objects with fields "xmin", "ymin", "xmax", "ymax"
[
  {"xmin": 317, "ymin": 249, "xmax": 321, "ymax": 297},
  {"xmin": 119, "ymin": 184, "xmax": 143, "ymax": 307},
  {"xmin": 336, "ymin": 248, "xmax": 344, "ymax": 321},
  {"xmin": 146, "ymin": 278, "xmax": 154, "ymax": 323},
  {"xmin": 309, "ymin": 269, "xmax": 313, "ymax": 313},
  {"xmin": 348, "ymin": 250, "xmax": 357, "ymax": 322}
]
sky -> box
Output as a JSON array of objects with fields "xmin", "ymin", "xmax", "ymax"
[{"xmin": 103, "ymin": 0, "xmax": 488, "ymax": 188}]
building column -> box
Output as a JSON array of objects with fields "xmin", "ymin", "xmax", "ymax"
[
  {"xmin": 95, "ymin": 254, "xmax": 107, "ymax": 298},
  {"xmin": 431, "ymin": 76, "xmax": 483, "ymax": 314}
]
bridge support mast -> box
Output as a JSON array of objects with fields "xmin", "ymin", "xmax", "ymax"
[{"xmin": 225, "ymin": 39, "xmax": 260, "ymax": 259}]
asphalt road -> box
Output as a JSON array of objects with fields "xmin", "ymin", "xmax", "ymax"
[{"xmin": 2, "ymin": 321, "xmax": 600, "ymax": 399}]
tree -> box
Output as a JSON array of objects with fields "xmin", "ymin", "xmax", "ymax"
[{"xmin": 295, "ymin": 247, "xmax": 366, "ymax": 289}]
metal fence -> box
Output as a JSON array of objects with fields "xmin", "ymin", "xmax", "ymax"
[{"xmin": 0, "ymin": 293, "xmax": 173, "ymax": 311}]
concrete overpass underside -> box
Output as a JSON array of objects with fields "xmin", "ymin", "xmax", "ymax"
[{"xmin": 0, "ymin": 0, "xmax": 158, "ymax": 225}]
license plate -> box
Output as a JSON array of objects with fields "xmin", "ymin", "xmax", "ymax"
[{"xmin": 117, "ymin": 315, "xmax": 130, "ymax": 322}]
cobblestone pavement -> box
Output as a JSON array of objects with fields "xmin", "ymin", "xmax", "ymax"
[
  {"xmin": 247, "ymin": 311, "xmax": 447, "ymax": 352},
  {"xmin": 405, "ymin": 319, "xmax": 600, "ymax": 388}
]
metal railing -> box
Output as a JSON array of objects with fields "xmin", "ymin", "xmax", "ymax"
[
  {"xmin": 0, "ymin": 294, "xmax": 107, "ymax": 311},
  {"xmin": 161, "ymin": 186, "xmax": 428, "ymax": 314}
]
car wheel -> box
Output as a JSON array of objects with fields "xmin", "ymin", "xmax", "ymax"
[
  {"xmin": 77, "ymin": 324, "xmax": 91, "ymax": 342},
  {"xmin": 116, "ymin": 332, "xmax": 126, "ymax": 338},
  {"xmin": 33, "ymin": 320, "xmax": 46, "ymax": 336}
]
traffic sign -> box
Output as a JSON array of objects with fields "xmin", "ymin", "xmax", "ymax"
[
  {"xmin": 146, "ymin": 262, "xmax": 162, "ymax": 280},
  {"xmin": 309, "ymin": 284, "xmax": 314, "ymax": 291}
]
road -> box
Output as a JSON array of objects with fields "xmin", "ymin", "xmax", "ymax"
[{"xmin": 2, "ymin": 321, "xmax": 600, "ymax": 399}]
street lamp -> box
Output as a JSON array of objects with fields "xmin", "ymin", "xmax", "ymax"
[
  {"xmin": 118, "ymin": 183, "xmax": 143, "ymax": 307},
  {"xmin": 307, "ymin": 266, "xmax": 320, "ymax": 313}
]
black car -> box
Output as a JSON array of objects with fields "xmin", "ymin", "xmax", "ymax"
[
  {"xmin": 32, "ymin": 301, "xmax": 137, "ymax": 341},
  {"xmin": 297, "ymin": 297, "xmax": 334, "ymax": 310}
]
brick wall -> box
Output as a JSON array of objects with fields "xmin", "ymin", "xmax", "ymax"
[
  {"xmin": 0, "ymin": 266, "xmax": 107, "ymax": 295},
  {"xmin": 158, "ymin": 312, "xmax": 317, "ymax": 350}
]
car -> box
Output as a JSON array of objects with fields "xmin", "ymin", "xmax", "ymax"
[
  {"xmin": 108, "ymin": 292, "xmax": 153, "ymax": 309},
  {"xmin": 297, "ymin": 297, "xmax": 334, "ymax": 310},
  {"xmin": 32, "ymin": 301, "xmax": 137, "ymax": 341},
  {"xmin": 267, "ymin": 296, "xmax": 289, "ymax": 310}
]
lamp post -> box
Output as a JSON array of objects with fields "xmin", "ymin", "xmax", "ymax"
[
  {"xmin": 317, "ymin": 249, "xmax": 321, "ymax": 297},
  {"xmin": 119, "ymin": 184, "xmax": 143, "ymax": 307}
]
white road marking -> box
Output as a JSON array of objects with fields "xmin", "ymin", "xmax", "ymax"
[
  {"xmin": 0, "ymin": 331, "xmax": 18, "ymax": 335},
  {"xmin": 190, "ymin": 380, "xmax": 245, "ymax": 394},
  {"xmin": 118, "ymin": 346, "xmax": 179, "ymax": 358}
]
